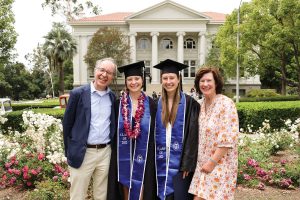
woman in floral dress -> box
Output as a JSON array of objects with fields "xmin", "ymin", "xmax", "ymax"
[
  {"xmin": 107, "ymin": 61, "xmax": 157, "ymax": 200},
  {"xmin": 189, "ymin": 67, "xmax": 239, "ymax": 200}
]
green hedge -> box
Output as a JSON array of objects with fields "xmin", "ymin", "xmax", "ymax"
[
  {"xmin": 237, "ymin": 101, "xmax": 300, "ymax": 131},
  {"xmin": 2, "ymin": 109, "xmax": 65, "ymax": 133},
  {"xmin": 239, "ymin": 95, "xmax": 300, "ymax": 102},
  {"xmin": 11, "ymin": 102, "xmax": 59, "ymax": 111},
  {"xmin": 2, "ymin": 110, "xmax": 25, "ymax": 133}
]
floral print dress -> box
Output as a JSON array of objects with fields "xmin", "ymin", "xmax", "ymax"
[{"xmin": 189, "ymin": 94, "xmax": 239, "ymax": 200}]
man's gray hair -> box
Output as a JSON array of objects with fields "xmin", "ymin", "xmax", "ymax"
[{"xmin": 95, "ymin": 57, "xmax": 117, "ymax": 73}]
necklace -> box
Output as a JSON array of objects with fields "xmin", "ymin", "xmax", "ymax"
[{"xmin": 121, "ymin": 92, "xmax": 145, "ymax": 139}]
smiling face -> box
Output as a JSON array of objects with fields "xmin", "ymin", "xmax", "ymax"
[
  {"xmin": 93, "ymin": 60, "xmax": 115, "ymax": 91},
  {"xmin": 161, "ymin": 73, "xmax": 180, "ymax": 94},
  {"xmin": 126, "ymin": 76, "xmax": 143, "ymax": 93},
  {"xmin": 199, "ymin": 72, "xmax": 217, "ymax": 98}
]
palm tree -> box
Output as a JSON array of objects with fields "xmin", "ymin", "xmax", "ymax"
[{"xmin": 43, "ymin": 23, "xmax": 77, "ymax": 95}]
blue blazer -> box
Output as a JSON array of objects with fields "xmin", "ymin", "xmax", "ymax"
[{"xmin": 63, "ymin": 84, "xmax": 116, "ymax": 168}]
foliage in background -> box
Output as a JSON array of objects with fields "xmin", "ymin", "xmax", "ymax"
[
  {"xmin": 42, "ymin": 0, "xmax": 101, "ymax": 21},
  {"xmin": 43, "ymin": 23, "xmax": 77, "ymax": 95},
  {"xmin": 0, "ymin": 0, "xmax": 17, "ymax": 97},
  {"xmin": 25, "ymin": 44, "xmax": 54, "ymax": 98},
  {"xmin": 246, "ymin": 89, "xmax": 279, "ymax": 98},
  {"xmin": 0, "ymin": 0, "xmax": 17, "ymax": 66},
  {"xmin": 2, "ymin": 63, "xmax": 44, "ymax": 100},
  {"xmin": 84, "ymin": 27, "xmax": 130, "ymax": 69},
  {"xmin": 214, "ymin": 0, "xmax": 300, "ymax": 96}
]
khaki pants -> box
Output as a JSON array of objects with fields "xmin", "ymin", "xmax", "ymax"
[{"xmin": 69, "ymin": 146, "xmax": 111, "ymax": 200}]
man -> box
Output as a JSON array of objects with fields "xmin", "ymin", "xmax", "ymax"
[{"xmin": 63, "ymin": 58, "xmax": 117, "ymax": 200}]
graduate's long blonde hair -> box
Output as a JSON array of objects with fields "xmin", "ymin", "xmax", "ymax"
[{"xmin": 160, "ymin": 73, "xmax": 181, "ymax": 127}]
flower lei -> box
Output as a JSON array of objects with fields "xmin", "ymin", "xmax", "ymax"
[{"xmin": 121, "ymin": 92, "xmax": 145, "ymax": 139}]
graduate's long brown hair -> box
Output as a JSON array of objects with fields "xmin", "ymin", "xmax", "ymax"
[{"xmin": 161, "ymin": 73, "xmax": 181, "ymax": 127}]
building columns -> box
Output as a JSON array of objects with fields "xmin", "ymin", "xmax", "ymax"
[
  {"xmin": 176, "ymin": 31, "xmax": 185, "ymax": 63},
  {"xmin": 151, "ymin": 31, "xmax": 160, "ymax": 84},
  {"xmin": 129, "ymin": 32, "xmax": 137, "ymax": 62},
  {"xmin": 199, "ymin": 32, "xmax": 206, "ymax": 66},
  {"xmin": 73, "ymin": 36, "xmax": 80, "ymax": 86}
]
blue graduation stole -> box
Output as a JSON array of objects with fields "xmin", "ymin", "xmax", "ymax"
[
  {"xmin": 155, "ymin": 92, "xmax": 186, "ymax": 200},
  {"xmin": 117, "ymin": 93, "xmax": 151, "ymax": 200}
]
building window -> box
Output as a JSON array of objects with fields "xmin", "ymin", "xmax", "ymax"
[
  {"xmin": 138, "ymin": 38, "xmax": 150, "ymax": 49},
  {"xmin": 144, "ymin": 60, "xmax": 151, "ymax": 75},
  {"xmin": 183, "ymin": 60, "xmax": 196, "ymax": 77},
  {"xmin": 184, "ymin": 38, "xmax": 196, "ymax": 49},
  {"xmin": 161, "ymin": 38, "xmax": 173, "ymax": 49},
  {"xmin": 232, "ymin": 89, "xmax": 246, "ymax": 96}
]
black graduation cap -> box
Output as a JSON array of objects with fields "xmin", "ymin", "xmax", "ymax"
[
  {"xmin": 153, "ymin": 59, "xmax": 189, "ymax": 75},
  {"xmin": 118, "ymin": 61, "xmax": 145, "ymax": 78},
  {"xmin": 118, "ymin": 61, "xmax": 147, "ymax": 91}
]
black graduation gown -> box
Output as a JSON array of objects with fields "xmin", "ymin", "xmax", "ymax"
[
  {"xmin": 107, "ymin": 96, "xmax": 157, "ymax": 200},
  {"xmin": 159, "ymin": 94, "xmax": 200, "ymax": 200}
]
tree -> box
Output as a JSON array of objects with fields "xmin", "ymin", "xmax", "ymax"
[
  {"xmin": 42, "ymin": 0, "xmax": 101, "ymax": 21},
  {"xmin": 0, "ymin": 64, "xmax": 12, "ymax": 97},
  {"xmin": 205, "ymin": 36, "xmax": 222, "ymax": 68},
  {"xmin": 4, "ymin": 63, "xmax": 37, "ymax": 100},
  {"xmin": 0, "ymin": 0, "xmax": 17, "ymax": 66},
  {"xmin": 25, "ymin": 44, "xmax": 52, "ymax": 98},
  {"xmin": 0, "ymin": 0, "xmax": 17, "ymax": 98},
  {"xmin": 215, "ymin": 0, "xmax": 300, "ymax": 95},
  {"xmin": 43, "ymin": 23, "xmax": 77, "ymax": 95},
  {"xmin": 84, "ymin": 27, "xmax": 130, "ymax": 69}
]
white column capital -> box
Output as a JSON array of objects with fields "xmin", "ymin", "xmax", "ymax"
[
  {"xmin": 129, "ymin": 32, "xmax": 137, "ymax": 37},
  {"xmin": 176, "ymin": 31, "xmax": 186, "ymax": 37},
  {"xmin": 150, "ymin": 32, "xmax": 160, "ymax": 37},
  {"xmin": 198, "ymin": 31, "xmax": 207, "ymax": 37}
]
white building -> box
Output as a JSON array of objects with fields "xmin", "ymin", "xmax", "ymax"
[{"xmin": 69, "ymin": 0, "xmax": 261, "ymax": 95}]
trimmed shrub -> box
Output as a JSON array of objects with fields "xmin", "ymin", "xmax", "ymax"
[
  {"xmin": 26, "ymin": 179, "xmax": 69, "ymax": 200},
  {"xmin": 12, "ymin": 102, "xmax": 59, "ymax": 111},
  {"xmin": 237, "ymin": 101, "xmax": 300, "ymax": 131},
  {"xmin": 239, "ymin": 95, "xmax": 300, "ymax": 102},
  {"xmin": 2, "ymin": 110, "xmax": 25, "ymax": 133},
  {"xmin": 246, "ymin": 89, "xmax": 279, "ymax": 98}
]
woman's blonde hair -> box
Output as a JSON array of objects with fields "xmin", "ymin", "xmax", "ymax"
[{"xmin": 161, "ymin": 74, "xmax": 181, "ymax": 127}]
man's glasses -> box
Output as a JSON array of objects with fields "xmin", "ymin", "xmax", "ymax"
[{"xmin": 96, "ymin": 67, "xmax": 115, "ymax": 76}]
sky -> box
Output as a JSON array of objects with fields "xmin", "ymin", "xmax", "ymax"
[{"xmin": 12, "ymin": 0, "xmax": 246, "ymax": 68}]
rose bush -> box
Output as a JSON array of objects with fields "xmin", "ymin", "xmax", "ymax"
[
  {"xmin": 0, "ymin": 111, "xmax": 69, "ymax": 189},
  {"xmin": 238, "ymin": 118, "xmax": 300, "ymax": 189}
]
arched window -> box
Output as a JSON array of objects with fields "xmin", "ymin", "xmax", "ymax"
[
  {"xmin": 184, "ymin": 38, "xmax": 196, "ymax": 49},
  {"xmin": 161, "ymin": 38, "xmax": 173, "ymax": 49},
  {"xmin": 138, "ymin": 38, "xmax": 150, "ymax": 49}
]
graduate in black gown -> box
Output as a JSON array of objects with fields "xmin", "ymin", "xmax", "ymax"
[
  {"xmin": 107, "ymin": 61, "xmax": 157, "ymax": 200},
  {"xmin": 153, "ymin": 59, "xmax": 200, "ymax": 200}
]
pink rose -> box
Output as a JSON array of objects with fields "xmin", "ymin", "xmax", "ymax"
[
  {"xmin": 52, "ymin": 176, "xmax": 59, "ymax": 182},
  {"xmin": 38, "ymin": 153, "xmax": 45, "ymax": 161},
  {"xmin": 31, "ymin": 169, "xmax": 38, "ymax": 176}
]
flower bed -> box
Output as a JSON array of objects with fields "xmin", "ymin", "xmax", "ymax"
[
  {"xmin": 238, "ymin": 119, "xmax": 300, "ymax": 190},
  {"xmin": 0, "ymin": 111, "xmax": 69, "ymax": 197}
]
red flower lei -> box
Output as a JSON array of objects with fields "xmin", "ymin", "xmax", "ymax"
[{"xmin": 121, "ymin": 92, "xmax": 145, "ymax": 139}]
